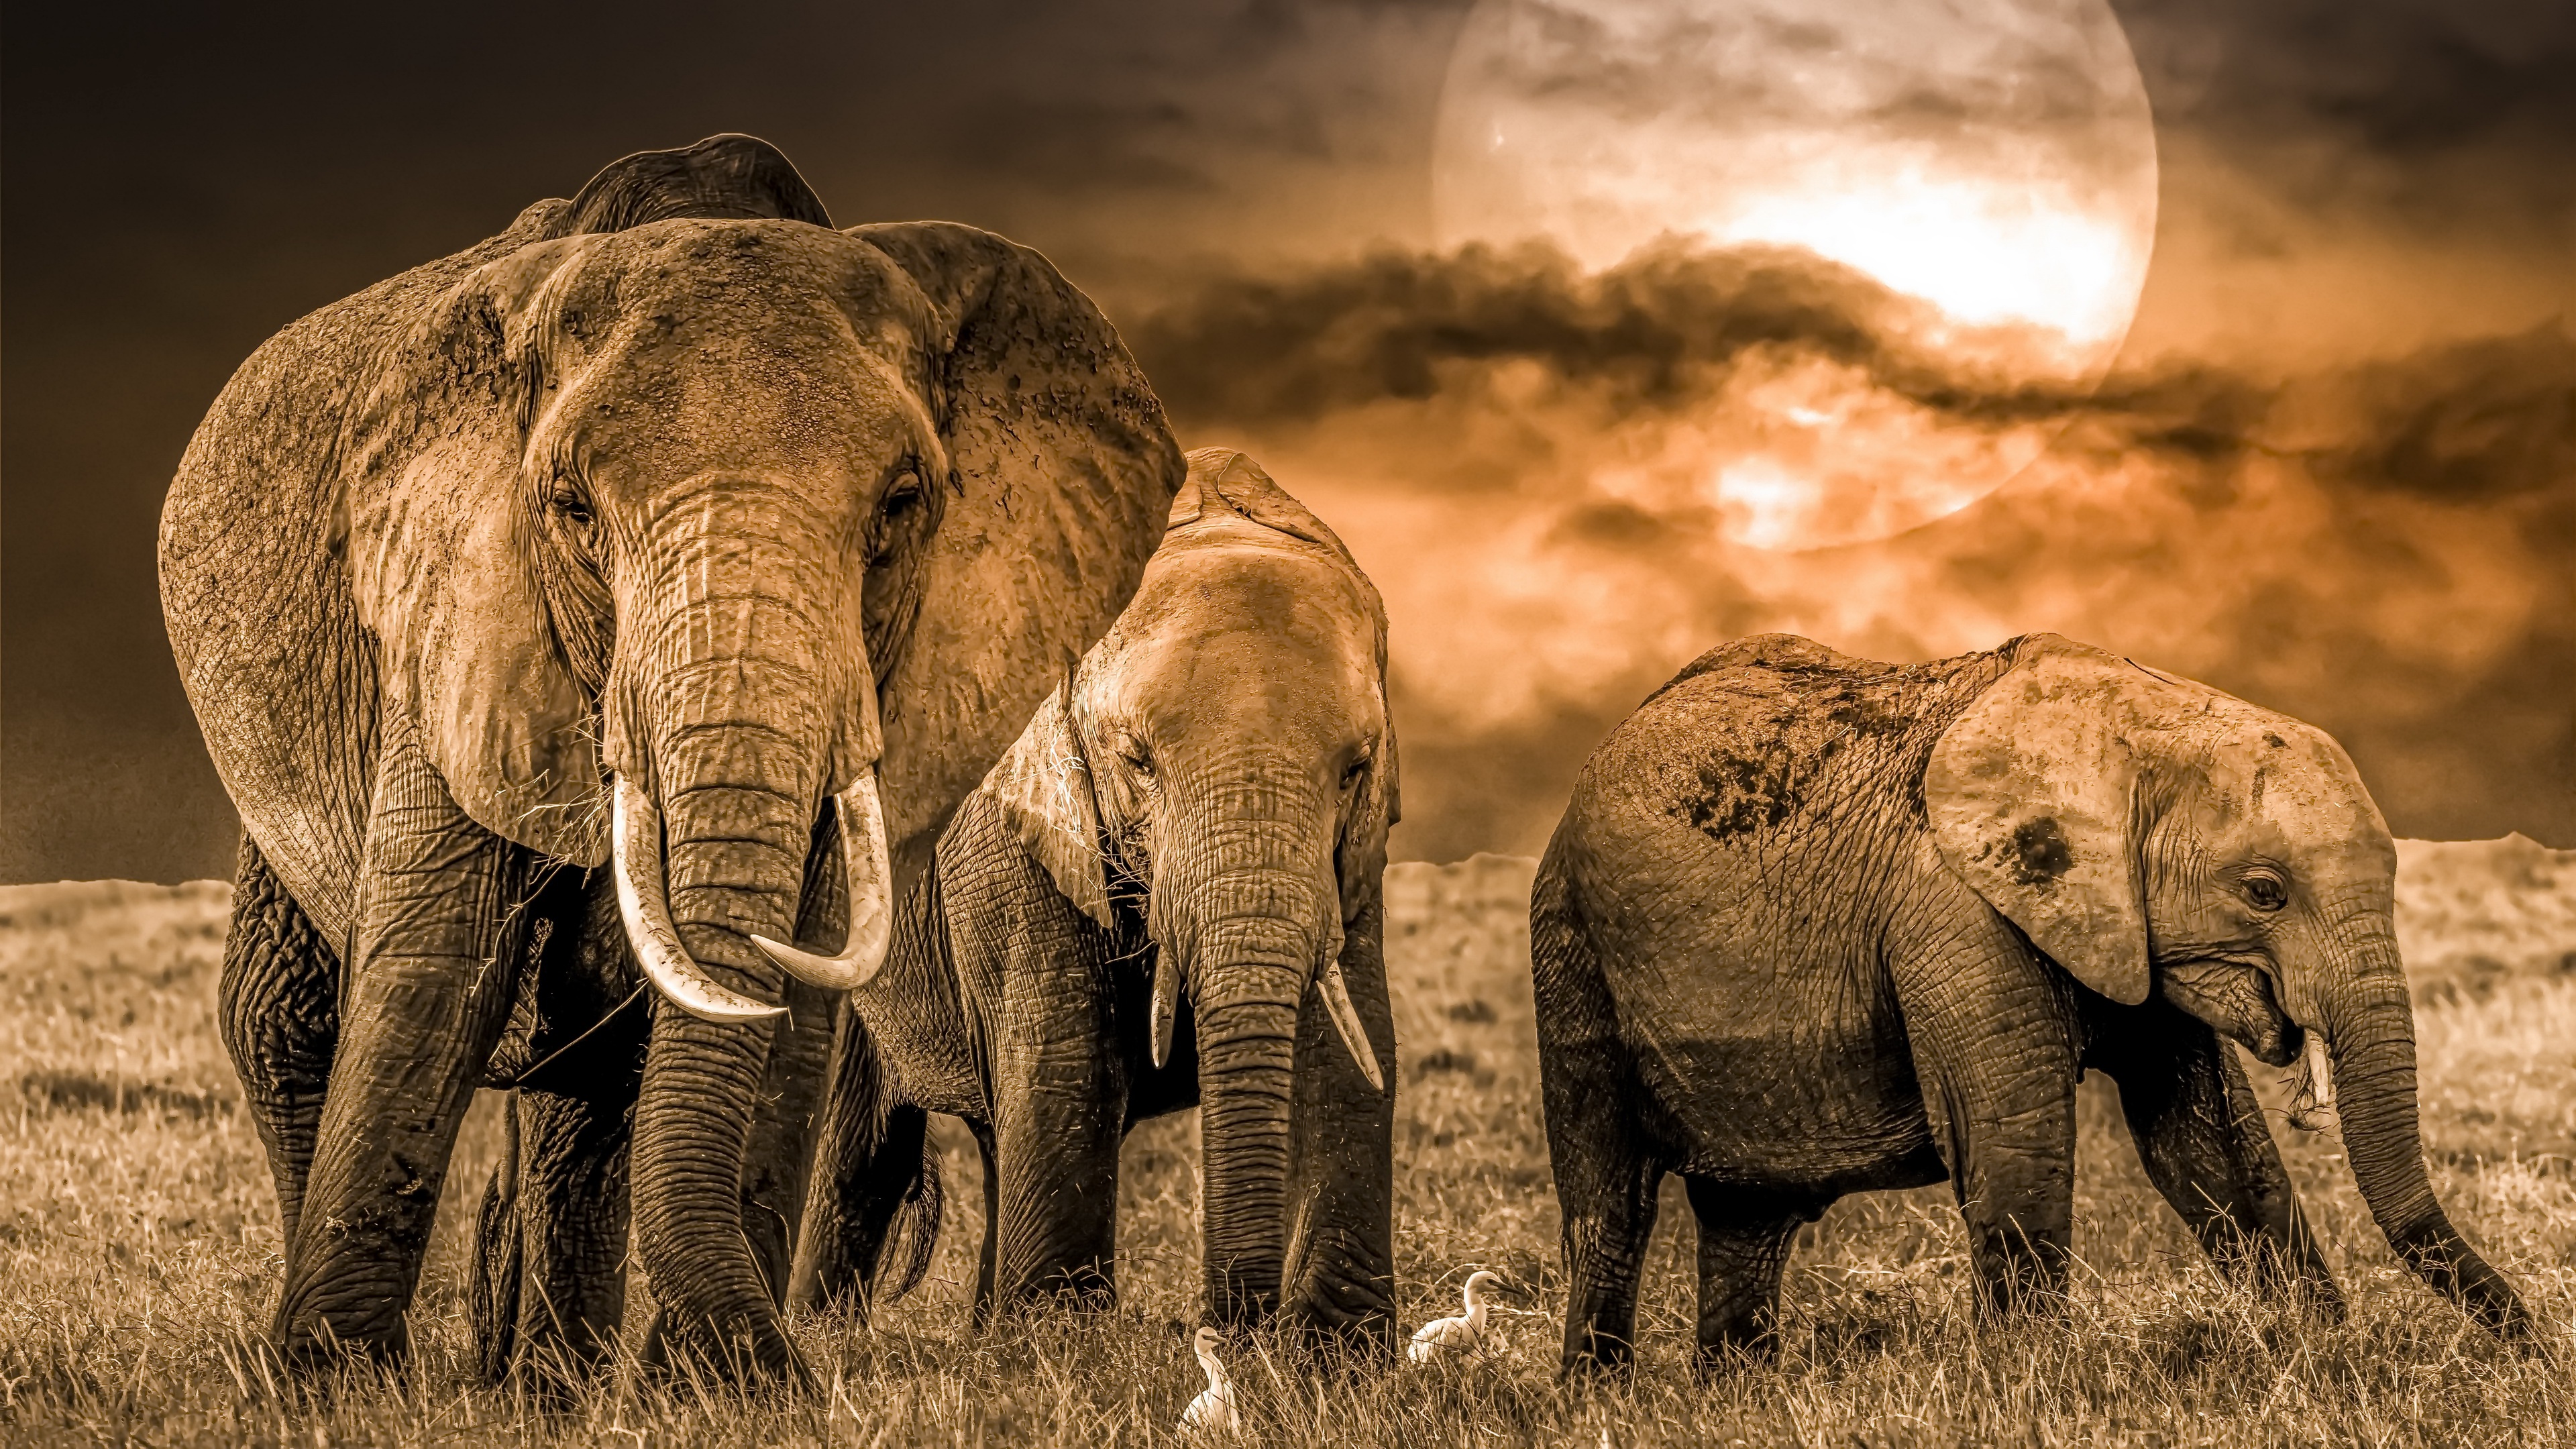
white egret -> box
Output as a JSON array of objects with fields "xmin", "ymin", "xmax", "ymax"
[
  {"xmin": 1180, "ymin": 1326, "xmax": 1240, "ymax": 1435},
  {"xmin": 1409, "ymin": 1270, "xmax": 1504, "ymax": 1362}
]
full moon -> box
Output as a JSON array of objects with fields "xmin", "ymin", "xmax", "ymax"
[{"xmin": 1432, "ymin": 0, "xmax": 2159, "ymax": 547}]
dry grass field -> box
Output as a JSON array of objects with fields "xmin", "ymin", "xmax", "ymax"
[{"xmin": 3, "ymin": 846, "xmax": 2570, "ymax": 1446}]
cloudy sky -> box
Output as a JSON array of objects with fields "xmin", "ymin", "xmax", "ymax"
[{"xmin": 4, "ymin": 0, "xmax": 2571, "ymax": 881}]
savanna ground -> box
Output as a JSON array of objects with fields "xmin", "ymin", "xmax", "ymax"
[{"xmin": 3, "ymin": 844, "xmax": 2571, "ymax": 1446}]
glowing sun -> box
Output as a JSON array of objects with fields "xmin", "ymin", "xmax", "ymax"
[{"xmin": 1433, "ymin": 0, "xmax": 2159, "ymax": 547}]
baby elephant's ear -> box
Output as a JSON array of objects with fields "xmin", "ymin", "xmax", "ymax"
[
  {"xmin": 1925, "ymin": 635, "xmax": 2157, "ymax": 1005},
  {"xmin": 980, "ymin": 681, "xmax": 1114, "ymax": 928},
  {"xmin": 1336, "ymin": 713, "xmax": 1399, "ymax": 920}
]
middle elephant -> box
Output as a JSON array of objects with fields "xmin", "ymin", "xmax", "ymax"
[{"xmin": 788, "ymin": 448, "xmax": 1401, "ymax": 1346}]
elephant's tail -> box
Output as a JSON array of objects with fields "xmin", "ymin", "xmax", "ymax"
[{"xmin": 875, "ymin": 1104, "xmax": 942, "ymax": 1303}]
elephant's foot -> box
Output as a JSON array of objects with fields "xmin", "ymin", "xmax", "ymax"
[
  {"xmin": 635, "ymin": 1305, "xmax": 814, "ymax": 1393},
  {"xmin": 2212, "ymin": 1224, "xmax": 2347, "ymax": 1325},
  {"xmin": 1962, "ymin": 1220, "xmax": 2073, "ymax": 1322},
  {"xmin": 270, "ymin": 1295, "xmax": 413, "ymax": 1381},
  {"xmin": 1558, "ymin": 1326, "xmax": 1639, "ymax": 1379},
  {"xmin": 1281, "ymin": 1268, "xmax": 1396, "ymax": 1358},
  {"xmin": 976, "ymin": 1261, "xmax": 1118, "ymax": 1331}
]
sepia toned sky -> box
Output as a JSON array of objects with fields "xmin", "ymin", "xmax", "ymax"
[{"xmin": 4, "ymin": 0, "xmax": 2571, "ymax": 882}]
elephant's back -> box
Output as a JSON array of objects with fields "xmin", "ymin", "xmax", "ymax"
[
  {"xmin": 158, "ymin": 201, "xmax": 568, "ymax": 942},
  {"xmin": 1548, "ymin": 636, "xmax": 2009, "ymax": 1175},
  {"xmin": 1565, "ymin": 633, "xmax": 2003, "ymax": 871}
]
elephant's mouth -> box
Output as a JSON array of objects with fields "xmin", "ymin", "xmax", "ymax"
[
  {"xmin": 2158, "ymin": 957, "xmax": 2299, "ymax": 1066},
  {"xmin": 610, "ymin": 768, "xmax": 898, "ymax": 1020}
]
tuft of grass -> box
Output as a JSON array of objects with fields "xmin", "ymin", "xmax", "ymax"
[{"xmin": 0, "ymin": 866, "xmax": 2568, "ymax": 1446}]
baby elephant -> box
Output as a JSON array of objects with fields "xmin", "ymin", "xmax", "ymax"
[
  {"xmin": 1534, "ymin": 632, "xmax": 2533, "ymax": 1373},
  {"xmin": 788, "ymin": 448, "xmax": 1399, "ymax": 1345}
]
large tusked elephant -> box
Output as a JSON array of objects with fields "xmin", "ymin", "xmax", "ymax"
[
  {"xmin": 786, "ymin": 449, "xmax": 1399, "ymax": 1347},
  {"xmin": 1533, "ymin": 632, "xmax": 2534, "ymax": 1373},
  {"xmin": 159, "ymin": 135, "xmax": 1183, "ymax": 1384}
]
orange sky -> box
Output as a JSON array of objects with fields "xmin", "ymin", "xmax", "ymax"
[{"xmin": 5, "ymin": 0, "xmax": 2571, "ymax": 880}]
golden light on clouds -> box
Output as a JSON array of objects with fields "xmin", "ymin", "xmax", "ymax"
[{"xmin": 1430, "ymin": 0, "xmax": 2161, "ymax": 547}]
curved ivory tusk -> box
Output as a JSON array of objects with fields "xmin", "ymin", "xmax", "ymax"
[
  {"xmin": 1314, "ymin": 955, "xmax": 1384, "ymax": 1092},
  {"xmin": 1149, "ymin": 954, "xmax": 1181, "ymax": 1069},
  {"xmin": 750, "ymin": 769, "xmax": 896, "ymax": 991},
  {"xmin": 611, "ymin": 776, "xmax": 788, "ymax": 1023}
]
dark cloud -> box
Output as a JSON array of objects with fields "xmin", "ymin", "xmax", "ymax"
[
  {"xmin": 2118, "ymin": 0, "xmax": 2576, "ymax": 231},
  {"xmin": 2312, "ymin": 327, "xmax": 2576, "ymax": 502},
  {"xmin": 5, "ymin": 0, "xmax": 2571, "ymax": 884},
  {"xmin": 0, "ymin": 0, "xmax": 1470, "ymax": 885},
  {"xmin": 1130, "ymin": 241, "xmax": 1931, "ymax": 428},
  {"xmin": 1134, "ymin": 242, "xmax": 2576, "ymax": 859}
]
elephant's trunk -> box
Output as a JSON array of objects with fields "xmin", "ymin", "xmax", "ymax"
[
  {"xmin": 2316, "ymin": 934, "xmax": 2534, "ymax": 1337},
  {"xmin": 1165, "ymin": 796, "xmax": 1337, "ymax": 1325},
  {"xmin": 612, "ymin": 504, "xmax": 873, "ymax": 1382}
]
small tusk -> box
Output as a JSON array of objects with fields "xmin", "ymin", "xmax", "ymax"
[
  {"xmin": 2288, "ymin": 1027, "xmax": 2336, "ymax": 1131},
  {"xmin": 752, "ymin": 769, "xmax": 896, "ymax": 991},
  {"xmin": 1314, "ymin": 955, "xmax": 1384, "ymax": 1092},
  {"xmin": 1150, "ymin": 954, "xmax": 1180, "ymax": 1070},
  {"xmin": 611, "ymin": 776, "xmax": 787, "ymax": 1023}
]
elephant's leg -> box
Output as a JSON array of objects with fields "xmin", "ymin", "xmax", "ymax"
[
  {"xmin": 1534, "ymin": 861, "xmax": 1664, "ymax": 1375},
  {"xmin": 1281, "ymin": 899, "xmax": 1397, "ymax": 1350},
  {"xmin": 971, "ymin": 886, "xmax": 1124, "ymax": 1316},
  {"xmin": 788, "ymin": 1003, "xmax": 940, "ymax": 1319},
  {"xmin": 2089, "ymin": 1002, "xmax": 2344, "ymax": 1316},
  {"xmin": 218, "ymin": 832, "xmax": 340, "ymax": 1248},
  {"xmin": 1888, "ymin": 904, "xmax": 2081, "ymax": 1318},
  {"xmin": 273, "ymin": 721, "xmax": 532, "ymax": 1365},
  {"xmin": 1554, "ymin": 1129, "xmax": 1664, "ymax": 1375},
  {"xmin": 738, "ymin": 816, "xmax": 854, "ymax": 1306},
  {"xmin": 469, "ymin": 866, "xmax": 647, "ymax": 1384},
  {"xmin": 493, "ymin": 1084, "xmax": 637, "ymax": 1381},
  {"xmin": 470, "ymin": 1098, "xmax": 525, "ymax": 1383},
  {"xmin": 1683, "ymin": 1178, "xmax": 1817, "ymax": 1371},
  {"xmin": 970, "ymin": 1120, "xmax": 1002, "ymax": 1328},
  {"xmin": 1541, "ymin": 1040, "xmax": 1666, "ymax": 1374},
  {"xmin": 988, "ymin": 1024, "xmax": 1122, "ymax": 1313},
  {"xmin": 740, "ymin": 979, "xmax": 838, "ymax": 1307}
]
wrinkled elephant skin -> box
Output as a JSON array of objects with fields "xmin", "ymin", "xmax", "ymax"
[
  {"xmin": 1532, "ymin": 632, "xmax": 2534, "ymax": 1375},
  {"xmin": 790, "ymin": 449, "xmax": 1399, "ymax": 1350},
  {"xmin": 162, "ymin": 135, "xmax": 1182, "ymax": 1387}
]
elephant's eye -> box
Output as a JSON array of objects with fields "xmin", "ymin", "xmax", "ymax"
[
  {"xmin": 549, "ymin": 481, "xmax": 594, "ymax": 530},
  {"xmin": 2242, "ymin": 874, "xmax": 2289, "ymax": 912},
  {"xmin": 1341, "ymin": 751, "xmax": 1372, "ymax": 790},
  {"xmin": 868, "ymin": 470, "xmax": 926, "ymax": 563},
  {"xmin": 1118, "ymin": 739, "xmax": 1154, "ymax": 779}
]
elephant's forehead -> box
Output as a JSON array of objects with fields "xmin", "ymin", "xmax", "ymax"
[
  {"xmin": 528, "ymin": 223, "xmax": 937, "ymax": 467},
  {"xmin": 1090, "ymin": 546, "xmax": 1379, "ymax": 724},
  {"xmin": 547, "ymin": 219, "xmax": 930, "ymax": 343},
  {"xmin": 1118, "ymin": 542, "xmax": 1375, "ymax": 656},
  {"xmin": 2180, "ymin": 713, "xmax": 2391, "ymax": 861}
]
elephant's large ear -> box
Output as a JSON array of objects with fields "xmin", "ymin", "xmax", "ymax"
[
  {"xmin": 1923, "ymin": 634, "xmax": 2173, "ymax": 1005},
  {"xmin": 980, "ymin": 682, "xmax": 1115, "ymax": 928},
  {"xmin": 341, "ymin": 224, "xmax": 607, "ymax": 866},
  {"xmin": 851, "ymin": 222, "xmax": 1186, "ymax": 863},
  {"xmin": 1337, "ymin": 716, "xmax": 1399, "ymax": 919}
]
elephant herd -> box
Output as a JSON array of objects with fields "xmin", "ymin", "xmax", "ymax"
[{"xmin": 157, "ymin": 136, "xmax": 2536, "ymax": 1395}]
